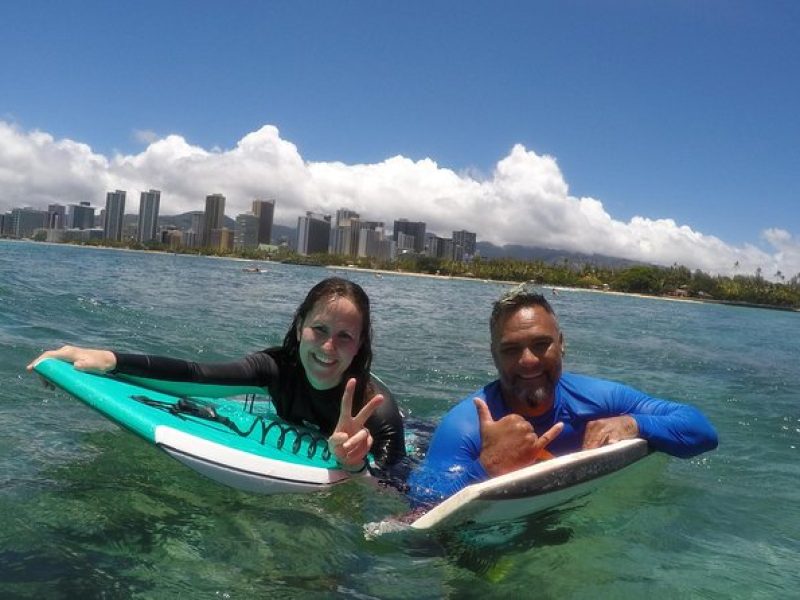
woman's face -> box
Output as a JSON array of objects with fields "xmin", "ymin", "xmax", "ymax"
[{"xmin": 297, "ymin": 295, "xmax": 363, "ymax": 390}]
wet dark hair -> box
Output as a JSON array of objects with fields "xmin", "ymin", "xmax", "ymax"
[
  {"xmin": 278, "ymin": 277, "xmax": 373, "ymax": 410},
  {"xmin": 490, "ymin": 286, "xmax": 558, "ymax": 342}
]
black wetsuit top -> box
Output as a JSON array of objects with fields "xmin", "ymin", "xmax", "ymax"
[{"xmin": 112, "ymin": 349, "xmax": 406, "ymax": 468}]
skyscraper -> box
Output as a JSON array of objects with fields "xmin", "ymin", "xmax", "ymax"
[
  {"xmin": 452, "ymin": 230, "xmax": 477, "ymax": 261},
  {"xmin": 103, "ymin": 190, "xmax": 126, "ymax": 241},
  {"xmin": 393, "ymin": 219, "xmax": 426, "ymax": 253},
  {"xmin": 329, "ymin": 209, "xmax": 360, "ymax": 256},
  {"xmin": 296, "ymin": 212, "xmax": 331, "ymax": 255},
  {"xmin": 10, "ymin": 207, "xmax": 46, "ymax": 238},
  {"xmin": 336, "ymin": 208, "xmax": 359, "ymax": 227},
  {"xmin": 357, "ymin": 228, "xmax": 383, "ymax": 258},
  {"xmin": 342, "ymin": 218, "xmax": 361, "ymax": 257},
  {"xmin": 234, "ymin": 213, "xmax": 260, "ymax": 249},
  {"xmin": 180, "ymin": 211, "xmax": 204, "ymax": 248},
  {"xmin": 69, "ymin": 202, "xmax": 95, "ymax": 229},
  {"xmin": 210, "ymin": 227, "xmax": 234, "ymax": 251},
  {"xmin": 252, "ymin": 199, "xmax": 275, "ymax": 245},
  {"xmin": 137, "ymin": 189, "xmax": 161, "ymax": 243},
  {"xmin": 46, "ymin": 204, "xmax": 66, "ymax": 229},
  {"xmin": 202, "ymin": 193, "xmax": 226, "ymax": 247}
]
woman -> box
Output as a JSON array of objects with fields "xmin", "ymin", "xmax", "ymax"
[{"xmin": 27, "ymin": 277, "xmax": 406, "ymax": 472}]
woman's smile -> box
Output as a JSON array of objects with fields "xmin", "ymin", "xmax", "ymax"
[{"xmin": 298, "ymin": 296, "xmax": 363, "ymax": 390}]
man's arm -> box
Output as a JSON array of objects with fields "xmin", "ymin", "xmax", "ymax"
[
  {"xmin": 627, "ymin": 397, "xmax": 718, "ymax": 458},
  {"xmin": 406, "ymin": 392, "xmax": 562, "ymax": 507},
  {"xmin": 406, "ymin": 397, "xmax": 487, "ymax": 508},
  {"xmin": 572, "ymin": 375, "xmax": 719, "ymax": 458}
]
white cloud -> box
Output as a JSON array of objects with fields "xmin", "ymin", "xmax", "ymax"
[
  {"xmin": 762, "ymin": 229, "xmax": 800, "ymax": 280},
  {"xmin": 0, "ymin": 121, "xmax": 111, "ymax": 207},
  {"xmin": 132, "ymin": 129, "xmax": 159, "ymax": 145},
  {"xmin": 1, "ymin": 120, "xmax": 797, "ymax": 279}
]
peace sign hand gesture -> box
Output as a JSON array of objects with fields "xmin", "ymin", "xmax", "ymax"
[{"xmin": 328, "ymin": 378, "xmax": 384, "ymax": 472}]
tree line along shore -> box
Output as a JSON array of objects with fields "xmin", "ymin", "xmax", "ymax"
[{"xmin": 25, "ymin": 237, "xmax": 800, "ymax": 311}]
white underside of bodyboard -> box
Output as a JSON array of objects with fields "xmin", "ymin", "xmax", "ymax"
[
  {"xmin": 155, "ymin": 425, "xmax": 355, "ymax": 494},
  {"xmin": 410, "ymin": 438, "xmax": 650, "ymax": 530}
]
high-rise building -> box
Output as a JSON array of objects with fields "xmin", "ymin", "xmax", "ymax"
[
  {"xmin": 182, "ymin": 230, "xmax": 198, "ymax": 248},
  {"xmin": 210, "ymin": 227, "xmax": 234, "ymax": 251},
  {"xmin": 343, "ymin": 219, "xmax": 362, "ymax": 256},
  {"xmin": 202, "ymin": 193, "xmax": 226, "ymax": 247},
  {"xmin": 440, "ymin": 238, "xmax": 454, "ymax": 260},
  {"xmin": 234, "ymin": 213, "xmax": 260, "ymax": 249},
  {"xmin": 10, "ymin": 207, "xmax": 46, "ymax": 238},
  {"xmin": 423, "ymin": 232, "xmax": 438, "ymax": 256},
  {"xmin": 330, "ymin": 209, "xmax": 360, "ymax": 255},
  {"xmin": 336, "ymin": 208, "xmax": 359, "ymax": 227},
  {"xmin": 355, "ymin": 222, "xmax": 385, "ymax": 258},
  {"xmin": 376, "ymin": 238, "xmax": 396, "ymax": 261},
  {"xmin": 361, "ymin": 220, "xmax": 384, "ymax": 232},
  {"xmin": 393, "ymin": 219, "xmax": 426, "ymax": 253},
  {"xmin": 357, "ymin": 228, "xmax": 384, "ymax": 258},
  {"xmin": 424, "ymin": 233, "xmax": 453, "ymax": 259},
  {"xmin": 103, "ymin": 190, "xmax": 126, "ymax": 241},
  {"xmin": 452, "ymin": 230, "xmax": 477, "ymax": 261},
  {"xmin": 46, "ymin": 204, "xmax": 66, "ymax": 229},
  {"xmin": 330, "ymin": 212, "xmax": 386, "ymax": 257},
  {"xmin": 329, "ymin": 226, "xmax": 350, "ymax": 255},
  {"xmin": 69, "ymin": 202, "xmax": 95, "ymax": 229},
  {"xmin": 190, "ymin": 212, "xmax": 204, "ymax": 234},
  {"xmin": 252, "ymin": 199, "xmax": 275, "ymax": 245},
  {"xmin": 137, "ymin": 189, "xmax": 161, "ymax": 243},
  {"xmin": 296, "ymin": 212, "xmax": 331, "ymax": 255},
  {"xmin": 160, "ymin": 227, "xmax": 183, "ymax": 249},
  {"xmin": 396, "ymin": 231, "xmax": 416, "ymax": 253}
]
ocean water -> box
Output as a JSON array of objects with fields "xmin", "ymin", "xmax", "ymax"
[{"xmin": 1, "ymin": 239, "xmax": 798, "ymax": 599}]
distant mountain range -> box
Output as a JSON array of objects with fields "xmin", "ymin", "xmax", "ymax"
[
  {"xmin": 131, "ymin": 212, "xmax": 637, "ymax": 268},
  {"xmin": 123, "ymin": 212, "xmax": 237, "ymax": 232},
  {"xmin": 475, "ymin": 241, "xmax": 642, "ymax": 268}
]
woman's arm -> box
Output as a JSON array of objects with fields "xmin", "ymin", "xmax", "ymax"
[
  {"xmin": 365, "ymin": 390, "xmax": 407, "ymax": 467},
  {"xmin": 111, "ymin": 350, "xmax": 280, "ymax": 386}
]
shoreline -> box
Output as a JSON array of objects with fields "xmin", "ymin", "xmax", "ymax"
[
  {"xmin": 325, "ymin": 264, "xmax": 519, "ymax": 286},
  {"xmin": 5, "ymin": 238, "xmax": 797, "ymax": 312},
  {"xmin": 326, "ymin": 264, "xmax": 800, "ymax": 312}
]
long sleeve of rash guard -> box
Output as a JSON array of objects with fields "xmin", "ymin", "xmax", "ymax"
[
  {"xmin": 407, "ymin": 374, "xmax": 718, "ymax": 507},
  {"xmin": 113, "ymin": 351, "xmax": 407, "ymax": 469},
  {"xmin": 112, "ymin": 351, "xmax": 279, "ymax": 385}
]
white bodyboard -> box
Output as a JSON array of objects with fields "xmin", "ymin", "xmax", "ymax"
[{"xmin": 410, "ymin": 438, "xmax": 651, "ymax": 531}]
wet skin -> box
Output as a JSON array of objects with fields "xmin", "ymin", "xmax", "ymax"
[
  {"xmin": 297, "ymin": 296, "xmax": 363, "ymax": 390},
  {"xmin": 491, "ymin": 305, "xmax": 564, "ymax": 418}
]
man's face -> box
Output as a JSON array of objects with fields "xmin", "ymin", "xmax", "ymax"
[{"xmin": 491, "ymin": 304, "xmax": 564, "ymax": 417}]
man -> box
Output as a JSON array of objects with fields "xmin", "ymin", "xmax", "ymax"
[{"xmin": 407, "ymin": 289, "xmax": 718, "ymax": 507}]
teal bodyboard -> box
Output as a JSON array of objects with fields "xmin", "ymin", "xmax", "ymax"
[{"xmin": 34, "ymin": 358, "xmax": 351, "ymax": 493}]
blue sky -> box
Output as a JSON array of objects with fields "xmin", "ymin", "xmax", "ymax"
[{"xmin": 1, "ymin": 1, "xmax": 799, "ymax": 276}]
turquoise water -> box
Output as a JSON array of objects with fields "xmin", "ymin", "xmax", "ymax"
[{"xmin": 1, "ymin": 239, "xmax": 798, "ymax": 598}]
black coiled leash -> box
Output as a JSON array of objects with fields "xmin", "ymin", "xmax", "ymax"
[{"xmin": 130, "ymin": 395, "xmax": 332, "ymax": 461}]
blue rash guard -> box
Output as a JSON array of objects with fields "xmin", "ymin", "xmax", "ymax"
[{"xmin": 407, "ymin": 373, "xmax": 718, "ymax": 507}]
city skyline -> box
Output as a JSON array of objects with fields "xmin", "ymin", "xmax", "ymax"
[
  {"xmin": 2, "ymin": 191, "xmax": 473, "ymax": 242},
  {"xmin": 1, "ymin": 192, "xmax": 476, "ymax": 264},
  {"xmin": 1, "ymin": 2, "xmax": 799, "ymax": 278}
]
